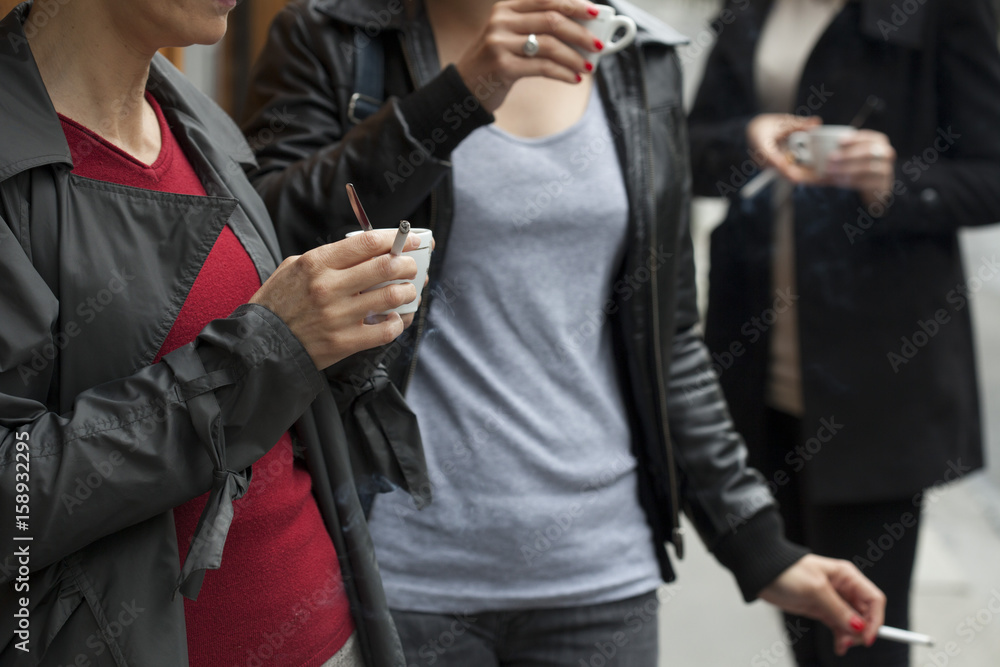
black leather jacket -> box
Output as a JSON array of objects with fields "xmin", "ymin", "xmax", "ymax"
[
  {"xmin": 0, "ymin": 3, "xmax": 414, "ymax": 664},
  {"xmin": 243, "ymin": 0, "xmax": 807, "ymax": 601}
]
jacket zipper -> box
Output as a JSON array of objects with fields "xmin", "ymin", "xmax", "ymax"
[
  {"xmin": 402, "ymin": 188, "xmax": 436, "ymax": 391},
  {"xmin": 638, "ymin": 49, "xmax": 684, "ymax": 559},
  {"xmin": 398, "ymin": 29, "xmax": 436, "ymax": 393}
]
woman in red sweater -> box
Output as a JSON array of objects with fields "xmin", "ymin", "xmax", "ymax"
[{"xmin": 0, "ymin": 0, "xmax": 421, "ymax": 665}]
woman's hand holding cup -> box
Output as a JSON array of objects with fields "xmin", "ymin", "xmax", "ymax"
[
  {"xmin": 747, "ymin": 114, "xmax": 897, "ymax": 211},
  {"xmin": 250, "ymin": 231, "xmax": 420, "ymax": 370},
  {"xmin": 824, "ymin": 130, "xmax": 897, "ymax": 210},
  {"xmin": 747, "ymin": 113, "xmax": 824, "ymax": 184},
  {"xmin": 454, "ymin": 0, "xmax": 603, "ymax": 113}
]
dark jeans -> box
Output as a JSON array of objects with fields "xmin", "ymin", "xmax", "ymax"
[
  {"xmin": 391, "ymin": 590, "xmax": 660, "ymax": 667},
  {"xmin": 761, "ymin": 409, "xmax": 922, "ymax": 667}
]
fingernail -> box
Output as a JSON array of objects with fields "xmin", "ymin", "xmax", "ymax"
[
  {"xmin": 587, "ymin": 6, "xmax": 599, "ymax": 17},
  {"xmin": 594, "ymin": 38, "xmax": 604, "ymax": 51},
  {"xmin": 850, "ymin": 617, "xmax": 866, "ymax": 632},
  {"xmin": 584, "ymin": 62, "xmax": 594, "ymax": 72},
  {"xmin": 575, "ymin": 73, "xmax": 582, "ymax": 83}
]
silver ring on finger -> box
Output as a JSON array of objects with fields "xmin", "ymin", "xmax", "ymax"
[
  {"xmin": 522, "ymin": 33, "xmax": 540, "ymax": 58},
  {"xmin": 870, "ymin": 144, "xmax": 887, "ymax": 161}
]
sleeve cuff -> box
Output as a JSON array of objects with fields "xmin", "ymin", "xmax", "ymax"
[
  {"xmin": 230, "ymin": 303, "xmax": 326, "ymax": 396},
  {"xmin": 711, "ymin": 507, "xmax": 810, "ymax": 602},
  {"xmin": 395, "ymin": 64, "xmax": 495, "ymax": 159}
]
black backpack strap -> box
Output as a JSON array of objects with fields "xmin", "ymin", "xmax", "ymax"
[{"xmin": 346, "ymin": 31, "xmax": 385, "ymax": 127}]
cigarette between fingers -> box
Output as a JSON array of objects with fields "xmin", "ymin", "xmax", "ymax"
[
  {"xmin": 390, "ymin": 220, "xmax": 411, "ymax": 256},
  {"xmin": 876, "ymin": 626, "xmax": 934, "ymax": 647}
]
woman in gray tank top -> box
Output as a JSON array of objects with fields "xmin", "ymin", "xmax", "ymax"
[{"xmin": 242, "ymin": 0, "xmax": 890, "ymax": 664}]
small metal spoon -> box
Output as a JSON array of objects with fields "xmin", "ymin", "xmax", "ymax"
[{"xmin": 346, "ymin": 183, "xmax": 374, "ymax": 232}]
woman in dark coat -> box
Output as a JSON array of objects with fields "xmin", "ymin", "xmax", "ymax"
[
  {"xmin": 689, "ymin": 0, "xmax": 1000, "ymax": 665},
  {"xmin": 0, "ymin": 0, "xmax": 425, "ymax": 664}
]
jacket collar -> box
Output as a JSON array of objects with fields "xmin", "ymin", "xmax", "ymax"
[
  {"xmin": 0, "ymin": 1, "xmax": 254, "ymax": 183},
  {"xmin": 0, "ymin": 2, "xmax": 72, "ymax": 181},
  {"xmin": 312, "ymin": 0, "xmax": 687, "ymax": 48}
]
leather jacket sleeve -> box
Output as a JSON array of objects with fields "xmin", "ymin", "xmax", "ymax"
[
  {"xmin": 666, "ymin": 213, "xmax": 808, "ymax": 601},
  {"xmin": 0, "ymin": 218, "xmax": 325, "ymax": 578},
  {"xmin": 241, "ymin": 2, "xmax": 492, "ymax": 255}
]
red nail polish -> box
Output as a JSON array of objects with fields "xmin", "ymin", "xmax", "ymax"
[
  {"xmin": 575, "ymin": 73, "xmax": 582, "ymax": 83},
  {"xmin": 587, "ymin": 6, "xmax": 599, "ymax": 17},
  {"xmin": 850, "ymin": 617, "xmax": 866, "ymax": 632},
  {"xmin": 584, "ymin": 62, "xmax": 594, "ymax": 72},
  {"xmin": 594, "ymin": 39, "xmax": 604, "ymax": 51}
]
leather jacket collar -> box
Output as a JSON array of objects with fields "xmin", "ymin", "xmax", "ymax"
[{"xmin": 312, "ymin": 0, "xmax": 687, "ymax": 47}]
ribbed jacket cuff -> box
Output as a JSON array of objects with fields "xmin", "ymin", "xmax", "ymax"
[
  {"xmin": 712, "ymin": 507, "xmax": 810, "ymax": 602},
  {"xmin": 395, "ymin": 64, "xmax": 495, "ymax": 160}
]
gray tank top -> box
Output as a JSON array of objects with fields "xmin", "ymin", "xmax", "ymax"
[{"xmin": 367, "ymin": 89, "xmax": 662, "ymax": 612}]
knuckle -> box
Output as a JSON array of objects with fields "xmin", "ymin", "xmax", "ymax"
[
  {"xmin": 485, "ymin": 31, "xmax": 506, "ymax": 50},
  {"xmin": 355, "ymin": 230, "xmax": 383, "ymax": 256},
  {"xmin": 374, "ymin": 254, "xmax": 398, "ymax": 280},
  {"xmin": 398, "ymin": 256, "xmax": 418, "ymax": 279},
  {"xmin": 306, "ymin": 276, "xmax": 334, "ymax": 304},
  {"xmin": 378, "ymin": 319, "xmax": 404, "ymax": 345},
  {"xmin": 297, "ymin": 250, "xmax": 324, "ymax": 275},
  {"xmin": 543, "ymin": 10, "xmax": 563, "ymax": 31},
  {"xmin": 384, "ymin": 283, "xmax": 414, "ymax": 308}
]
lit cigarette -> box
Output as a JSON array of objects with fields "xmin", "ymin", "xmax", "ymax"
[
  {"xmin": 390, "ymin": 220, "xmax": 411, "ymax": 256},
  {"xmin": 741, "ymin": 168, "xmax": 778, "ymax": 199},
  {"xmin": 877, "ymin": 625, "xmax": 934, "ymax": 647}
]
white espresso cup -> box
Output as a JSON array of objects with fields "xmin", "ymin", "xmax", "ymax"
[
  {"xmin": 788, "ymin": 125, "xmax": 857, "ymax": 176},
  {"xmin": 346, "ymin": 227, "xmax": 433, "ymax": 315},
  {"xmin": 574, "ymin": 6, "xmax": 637, "ymax": 67}
]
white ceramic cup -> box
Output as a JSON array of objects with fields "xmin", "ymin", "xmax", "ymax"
[
  {"xmin": 574, "ymin": 6, "xmax": 637, "ymax": 67},
  {"xmin": 788, "ymin": 125, "xmax": 856, "ymax": 176},
  {"xmin": 346, "ymin": 228, "xmax": 433, "ymax": 315}
]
